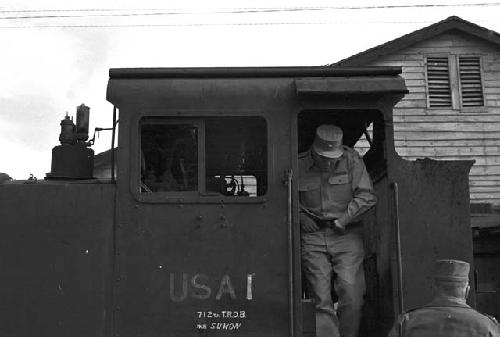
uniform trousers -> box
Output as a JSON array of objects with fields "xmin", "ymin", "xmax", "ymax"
[{"xmin": 301, "ymin": 228, "xmax": 366, "ymax": 337}]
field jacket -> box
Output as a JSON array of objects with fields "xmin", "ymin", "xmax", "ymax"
[
  {"xmin": 388, "ymin": 296, "xmax": 499, "ymax": 337},
  {"xmin": 298, "ymin": 147, "xmax": 376, "ymax": 227}
]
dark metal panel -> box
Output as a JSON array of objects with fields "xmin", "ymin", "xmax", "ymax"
[
  {"xmin": 360, "ymin": 157, "xmax": 474, "ymax": 337},
  {"xmin": 116, "ymin": 203, "xmax": 291, "ymax": 336},
  {"xmin": 114, "ymin": 101, "xmax": 294, "ymax": 337},
  {"xmin": 390, "ymin": 158, "xmax": 474, "ymax": 308},
  {"xmin": 295, "ymin": 77, "xmax": 408, "ymax": 95},
  {"xmin": 0, "ymin": 183, "xmax": 115, "ymax": 337}
]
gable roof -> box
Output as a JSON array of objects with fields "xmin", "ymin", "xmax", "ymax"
[{"xmin": 333, "ymin": 16, "xmax": 500, "ymax": 67}]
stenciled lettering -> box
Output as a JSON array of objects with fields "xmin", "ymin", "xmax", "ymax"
[
  {"xmin": 166, "ymin": 272, "xmax": 254, "ymax": 302},
  {"xmin": 169, "ymin": 273, "xmax": 188, "ymax": 302},
  {"xmin": 215, "ymin": 274, "xmax": 236, "ymax": 300},
  {"xmin": 210, "ymin": 322, "xmax": 242, "ymax": 330},
  {"xmin": 191, "ymin": 274, "xmax": 211, "ymax": 300},
  {"xmin": 246, "ymin": 273, "xmax": 255, "ymax": 300}
]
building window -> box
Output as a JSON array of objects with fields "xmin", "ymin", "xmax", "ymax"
[
  {"xmin": 426, "ymin": 55, "xmax": 484, "ymax": 109},
  {"xmin": 458, "ymin": 56, "xmax": 484, "ymax": 107},
  {"xmin": 426, "ymin": 56, "xmax": 452, "ymax": 108}
]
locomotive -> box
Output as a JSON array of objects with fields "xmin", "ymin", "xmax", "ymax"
[{"xmin": 0, "ymin": 66, "xmax": 474, "ymax": 337}]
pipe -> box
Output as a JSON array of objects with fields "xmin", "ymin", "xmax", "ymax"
[
  {"xmin": 111, "ymin": 106, "xmax": 117, "ymax": 182},
  {"xmin": 286, "ymin": 168, "xmax": 295, "ymax": 337},
  {"xmin": 392, "ymin": 182, "xmax": 404, "ymax": 315}
]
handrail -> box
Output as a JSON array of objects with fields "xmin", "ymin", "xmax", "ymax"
[
  {"xmin": 392, "ymin": 182, "xmax": 405, "ymax": 337},
  {"xmin": 286, "ymin": 168, "xmax": 295, "ymax": 337}
]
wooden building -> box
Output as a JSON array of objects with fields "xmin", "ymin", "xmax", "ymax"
[{"xmin": 334, "ymin": 16, "xmax": 500, "ymax": 317}]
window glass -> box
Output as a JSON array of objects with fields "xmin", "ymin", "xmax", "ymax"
[
  {"xmin": 205, "ymin": 117, "xmax": 267, "ymax": 197},
  {"xmin": 140, "ymin": 116, "xmax": 267, "ymax": 197},
  {"xmin": 141, "ymin": 122, "xmax": 198, "ymax": 192}
]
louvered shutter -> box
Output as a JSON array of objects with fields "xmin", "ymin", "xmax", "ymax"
[
  {"xmin": 426, "ymin": 57, "xmax": 452, "ymax": 107},
  {"xmin": 459, "ymin": 56, "xmax": 484, "ymax": 107}
]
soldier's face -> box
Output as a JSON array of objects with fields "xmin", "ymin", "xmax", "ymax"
[{"xmin": 313, "ymin": 153, "xmax": 337, "ymax": 171}]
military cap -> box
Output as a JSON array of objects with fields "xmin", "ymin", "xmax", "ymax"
[
  {"xmin": 312, "ymin": 124, "xmax": 343, "ymax": 159},
  {"xmin": 433, "ymin": 259, "xmax": 470, "ymax": 282}
]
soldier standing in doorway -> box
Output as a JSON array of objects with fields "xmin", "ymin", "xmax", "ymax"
[{"xmin": 299, "ymin": 124, "xmax": 377, "ymax": 337}]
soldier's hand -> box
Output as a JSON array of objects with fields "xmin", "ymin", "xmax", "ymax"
[
  {"xmin": 321, "ymin": 212, "xmax": 337, "ymax": 221},
  {"xmin": 333, "ymin": 219, "xmax": 346, "ymax": 235},
  {"xmin": 299, "ymin": 213, "xmax": 319, "ymax": 233}
]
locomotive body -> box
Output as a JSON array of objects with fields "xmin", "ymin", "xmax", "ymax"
[{"xmin": 0, "ymin": 66, "xmax": 473, "ymax": 337}]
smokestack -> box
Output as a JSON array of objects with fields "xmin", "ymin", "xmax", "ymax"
[{"xmin": 76, "ymin": 104, "xmax": 90, "ymax": 142}]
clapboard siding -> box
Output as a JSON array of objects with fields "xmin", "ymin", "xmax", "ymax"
[
  {"xmin": 402, "ymin": 66, "xmax": 424, "ymax": 73},
  {"xmin": 395, "ymin": 100, "xmax": 428, "ymax": 108},
  {"xmin": 486, "ymin": 100, "xmax": 500, "ymax": 107},
  {"xmin": 394, "ymin": 131, "xmax": 500, "ymax": 141},
  {"xmin": 394, "ymin": 122, "xmax": 500, "ymax": 132},
  {"xmin": 485, "ymin": 80, "xmax": 500, "ymax": 87},
  {"xmin": 394, "ymin": 114, "xmax": 500, "ymax": 122},
  {"xmin": 471, "ymin": 180, "xmax": 500, "ymax": 187},
  {"xmin": 401, "ymin": 72, "xmax": 426, "ymax": 80},
  {"xmin": 484, "ymin": 72, "xmax": 500, "ymax": 81},
  {"xmin": 469, "ymin": 174, "xmax": 500, "ymax": 181},
  {"xmin": 400, "ymin": 155, "xmax": 500, "ymax": 166},
  {"xmin": 470, "ymin": 165, "xmax": 500, "ymax": 175},
  {"xmin": 391, "ymin": 108, "xmax": 500, "ymax": 115},
  {"xmin": 398, "ymin": 146, "xmax": 499, "ymax": 157},
  {"xmin": 364, "ymin": 30, "xmax": 500, "ymax": 205}
]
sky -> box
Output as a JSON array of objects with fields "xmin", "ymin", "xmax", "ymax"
[{"xmin": 1, "ymin": 0, "xmax": 500, "ymax": 179}]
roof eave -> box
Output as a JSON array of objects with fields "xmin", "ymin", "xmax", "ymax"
[{"xmin": 333, "ymin": 16, "xmax": 500, "ymax": 67}]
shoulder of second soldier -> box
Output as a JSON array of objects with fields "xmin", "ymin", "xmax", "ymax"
[
  {"xmin": 400, "ymin": 305, "xmax": 438, "ymax": 319},
  {"xmin": 405, "ymin": 304, "xmax": 499, "ymax": 325},
  {"xmin": 483, "ymin": 313, "xmax": 499, "ymax": 325}
]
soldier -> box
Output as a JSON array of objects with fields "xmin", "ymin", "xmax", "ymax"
[
  {"xmin": 299, "ymin": 124, "xmax": 377, "ymax": 337},
  {"xmin": 388, "ymin": 259, "xmax": 499, "ymax": 337}
]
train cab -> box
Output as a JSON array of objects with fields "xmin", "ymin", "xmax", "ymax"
[
  {"xmin": 0, "ymin": 66, "xmax": 475, "ymax": 337},
  {"xmin": 106, "ymin": 66, "xmax": 473, "ymax": 337}
]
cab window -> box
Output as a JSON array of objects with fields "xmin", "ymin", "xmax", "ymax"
[{"xmin": 140, "ymin": 116, "xmax": 267, "ymax": 197}]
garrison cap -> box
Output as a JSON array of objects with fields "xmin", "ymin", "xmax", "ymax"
[
  {"xmin": 312, "ymin": 124, "xmax": 343, "ymax": 159},
  {"xmin": 433, "ymin": 259, "xmax": 470, "ymax": 283}
]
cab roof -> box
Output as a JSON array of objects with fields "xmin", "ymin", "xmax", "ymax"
[{"xmin": 109, "ymin": 66, "xmax": 403, "ymax": 79}]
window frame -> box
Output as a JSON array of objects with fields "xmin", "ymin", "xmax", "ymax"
[
  {"xmin": 425, "ymin": 53, "xmax": 487, "ymax": 112},
  {"xmin": 457, "ymin": 54, "xmax": 486, "ymax": 112},
  {"xmin": 131, "ymin": 110, "xmax": 270, "ymax": 204},
  {"xmin": 425, "ymin": 54, "xmax": 454, "ymax": 109}
]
